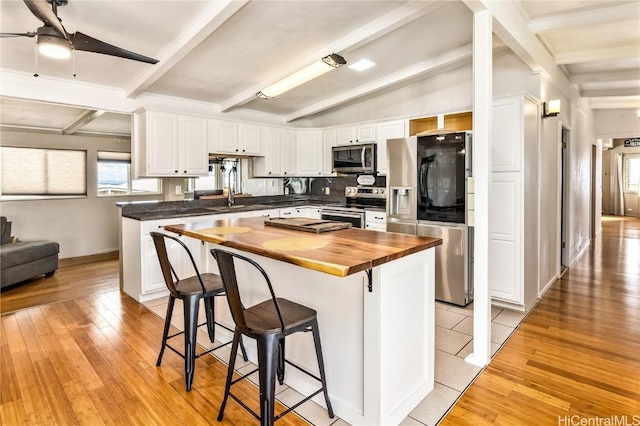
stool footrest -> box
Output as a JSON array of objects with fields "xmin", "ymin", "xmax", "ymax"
[{"xmin": 274, "ymin": 388, "xmax": 323, "ymax": 421}]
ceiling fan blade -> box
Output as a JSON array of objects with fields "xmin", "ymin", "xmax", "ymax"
[
  {"xmin": 23, "ymin": 0, "xmax": 68, "ymax": 39},
  {"xmin": 0, "ymin": 32, "xmax": 37, "ymax": 38},
  {"xmin": 70, "ymin": 32, "xmax": 159, "ymax": 64}
]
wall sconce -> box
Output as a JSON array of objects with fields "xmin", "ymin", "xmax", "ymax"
[
  {"xmin": 256, "ymin": 53, "xmax": 346, "ymax": 100},
  {"xmin": 542, "ymin": 99, "xmax": 560, "ymax": 118}
]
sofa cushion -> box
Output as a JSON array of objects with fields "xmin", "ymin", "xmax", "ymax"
[
  {"xmin": 0, "ymin": 217, "xmax": 11, "ymax": 245},
  {"xmin": 0, "ymin": 241, "xmax": 60, "ymax": 269}
]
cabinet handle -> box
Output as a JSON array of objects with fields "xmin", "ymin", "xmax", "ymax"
[
  {"xmin": 268, "ymin": 172, "xmax": 272, "ymax": 175},
  {"xmin": 242, "ymin": 149, "xmax": 246, "ymax": 152},
  {"xmin": 235, "ymin": 148, "xmax": 239, "ymax": 152},
  {"xmin": 174, "ymin": 170, "xmax": 178, "ymax": 173},
  {"xmin": 375, "ymin": 216, "xmax": 384, "ymax": 220},
  {"xmin": 284, "ymin": 172, "xmax": 287, "ymax": 175},
  {"xmin": 183, "ymin": 170, "xmax": 187, "ymax": 173}
]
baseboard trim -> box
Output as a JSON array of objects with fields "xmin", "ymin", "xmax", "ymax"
[{"xmin": 59, "ymin": 251, "xmax": 119, "ymax": 268}]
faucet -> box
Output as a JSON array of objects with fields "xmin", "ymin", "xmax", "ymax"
[{"xmin": 227, "ymin": 164, "xmax": 237, "ymax": 206}]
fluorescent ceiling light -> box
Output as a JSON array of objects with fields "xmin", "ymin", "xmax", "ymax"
[
  {"xmin": 256, "ymin": 53, "xmax": 346, "ymax": 99},
  {"xmin": 349, "ymin": 59, "xmax": 375, "ymax": 72}
]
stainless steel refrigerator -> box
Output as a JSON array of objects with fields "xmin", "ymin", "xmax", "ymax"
[{"xmin": 386, "ymin": 133, "xmax": 473, "ymax": 306}]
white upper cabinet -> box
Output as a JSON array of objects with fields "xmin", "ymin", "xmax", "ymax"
[
  {"xmin": 322, "ymin": 128, "xmax": 336, "ymax": 175},
  {"xmin": 208, "ymin": 119, "xmax": 238, "ymax": 154},
  {"xmin": 376, "ymin": 120, "xmax": 406, "ymax": 175},
  {"xmin": 134, "ymin": 109, "xmax": 208, "ymax": 177},
  {"xmin": 208, "ymin": 120, "xmax": 262, "ymax": 155},
  {"xmin": 238, "ymin": 123, "xmax": 262, "ymax": 155},
  {"xmin": 335, "ymin": 123, "xmax": 377, "ymax": 145},
  {"xmin": 253, "ymin": 126, "xmax": 281, "ymax": 177},
  {"xmin": 280, "ymin": 130, "xmax": 296, "ymax": 176},
  {"xmin": 295, "ymin": 129, "xmax": 323, "ymax": 176}
]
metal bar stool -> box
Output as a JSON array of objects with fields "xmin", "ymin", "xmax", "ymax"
[
  {"xmin": 211, "ymin": 248, "xmax": 334, "ymax": 426},
  {"xmin": 150, "ymin": 232, "xmax": 247, "ymax": 392}
]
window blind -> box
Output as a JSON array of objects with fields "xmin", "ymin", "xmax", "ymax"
[
  {"xmin": 1, "ymin": 147, "xmax": 86, "ymax": 195},
  {"xmin": 624, "ymin": 154, "xmax": 640, "ymax": 193}
]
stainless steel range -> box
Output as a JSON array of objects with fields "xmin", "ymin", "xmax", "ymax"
[{"xmin": 321, "ymin": 186, "xmax": 386, "ymax": 229}]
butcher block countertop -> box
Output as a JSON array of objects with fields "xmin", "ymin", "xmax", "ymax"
[{"xmin": 165, "ymin": 217, "xmax": 442, "ymax": 277}]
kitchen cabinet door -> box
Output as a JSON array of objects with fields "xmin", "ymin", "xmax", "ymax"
[
  {"xmin": 279, "ymin": 207, "xmax": 297, "ymax": 218},
  {"xmin": 365, "ymin": 210, "xmax": 387, "ymax": 232},
  {"xmin": 336, "ymin": 126, "xmax": 356, "ymax": 145},
  {"xmin": 145, "ymin": 111, "xmax": 179, "ymax": 176},
  {"xmin": 376, "ymin": 120, "xmax": 406, "ymax": 175},
  {"xmin": 356, "ymin": 123, "xmax": 377, "ymax": 142},
  {"xmin": 295, "ymin": 129, "xmax": 323, "ymax": 176},
  {"xmin": 239, "ymin": 123, "xmax": 262, "ymax": 155},
  {"xmin": 253, "ymin": 127, "xmax": 281, "ymax": 177},
  {"xmin": 179, "ymin": 115, "xmax": 208, "ymax": 175},
  {"xmin": 322, "ymin": 128, "xmax": 336, "ymax": 175},
  {"xmin": 295, "ymin": 206, "xmax": 321, "ymax": 219},
  {"xmin": 280, "ymin": 130, "xmax": 296, "ymax": 176},
  {"xmin": 208, "ymin": 119, "xmax": 239, "ymax": 155}
]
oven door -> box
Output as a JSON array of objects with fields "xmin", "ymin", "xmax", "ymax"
[{"xmin": 320, "ymin": 210, "xmax": 364, "ymax": 229}]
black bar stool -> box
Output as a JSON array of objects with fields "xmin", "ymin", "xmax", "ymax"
[
  {"xmin": 150, "ymin": 232, "xmax": 247, "ymax": 392},
  {"xmin": 211, "ymin": 248, "xmax": 334, "ymax": 426}
]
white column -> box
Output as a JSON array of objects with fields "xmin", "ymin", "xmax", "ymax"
[{"xmin": 466, "ymin": 8, "xmax": 492, "ymax": 368}]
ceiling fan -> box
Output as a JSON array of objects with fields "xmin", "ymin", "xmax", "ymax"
[{"xmin": 0, "ymin": 0, "xmax": 159, "ymax": 64}]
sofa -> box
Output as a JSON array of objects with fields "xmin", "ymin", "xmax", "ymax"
[{"xmin": 0, "ymin": 216, "xmax": 59, "ymax": 289}]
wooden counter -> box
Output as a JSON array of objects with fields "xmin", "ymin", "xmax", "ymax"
[{"xmin": 165, "ymin": 217, "xmax": 441, "ymax": 277}]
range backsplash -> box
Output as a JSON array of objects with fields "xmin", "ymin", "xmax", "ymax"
[{"xmin": 283, "ymin": 175, "xmax": 386, "ymax": 202}]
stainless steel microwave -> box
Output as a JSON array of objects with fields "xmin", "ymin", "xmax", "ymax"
[{"xmin": 331, "ymin": 143, "xmax": 376, "ymax": 174}]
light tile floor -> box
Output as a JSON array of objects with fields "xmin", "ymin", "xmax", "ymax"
[{"xmin": 143, "ymin": 297, "xmax": 527, "ymax": 426}]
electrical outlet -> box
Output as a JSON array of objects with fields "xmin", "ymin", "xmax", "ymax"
[
  {"xmin": 175, "ymin": 185, "xmax": 182, "ymax": 195},
  {"xmin": 325, "ymin": 187, "xmax": 330, "ymax": 195}
]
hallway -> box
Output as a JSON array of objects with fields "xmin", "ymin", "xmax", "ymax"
[{"xmin": 441, "ymin": 216, "xmax": 640, "ymax": 425}]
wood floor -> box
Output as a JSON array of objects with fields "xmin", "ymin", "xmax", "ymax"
[
  {"xmin": 1, "ymin": 216, "xmax": 638, "ymax": 425},
  {"xmin": 0, "ymin": 258, "xmax": 310, "ymax": 425},
  {"xmin": 442, "ymin": 215, "xmax": 640, "ymax": 425}
]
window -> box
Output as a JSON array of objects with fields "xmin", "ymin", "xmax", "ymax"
[
  {"xmin": 97, "ymin": 151, "xmax": 160, "ymax": 196},
  {"xmin": 1, "ymin": 146, "xmax": 86, "ymax": 197},
  {"xmin": 624, "ymin": 154, "xmax": 640, "ymax": 194}
]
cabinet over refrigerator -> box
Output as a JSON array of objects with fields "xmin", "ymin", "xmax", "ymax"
[{"xmin": 386, "ymin": 132, "xmax": 474, "ymax": 306}]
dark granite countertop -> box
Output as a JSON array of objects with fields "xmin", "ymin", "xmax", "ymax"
[{"xmin": 118, "ymin": 195, "xmax": 338, "ymax": 221}]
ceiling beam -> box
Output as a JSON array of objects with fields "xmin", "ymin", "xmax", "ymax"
[
  {"xmin": 529, "ymin": 3, "xmax": 640, "ymax": 34},
  {"xmin": 124, "ymin": 0, "xmax": 248, "ymax": 98},
  {"xmin": 588, "ymin": 96, "xmax": 640, "ymax": 109},
  {"xmin": 581, "ymin": 88, "xmax": 640, "ymax": 98},
  {"xmin": 63, "ymin": 109, "xmax": 105, "ymax": 135},
  {"xmin": 555, "ymin": 46, "xmax": 640, "ymax": 65},
  {"xmin": 571, "ymin": 70, "xmax": 640, "ymax": 84},
  {"xmin": 219, "ymin": 1, "xmax": 445, "ymax": 113},
  {"xmin": 284, "ymin": 44, "xmax": 472, "ymax": 122}
]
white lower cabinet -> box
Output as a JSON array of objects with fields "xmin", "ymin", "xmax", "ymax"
[
  {"xmin": 278, "ymin": 207, "xmax": 297, "ymax": 218},
  {"xmin": 295, "ymin": 206, "xmax": 322, "ymax": 219},
  {"xmin": 365, "ymin": 211, "xmax": 387, "ymax": 231},
  {"xmin": 123, "ymin": 216, "xmax": 213, "ymax": 302}
]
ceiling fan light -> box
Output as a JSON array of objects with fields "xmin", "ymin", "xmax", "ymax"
[{"xmin": 37, "ymin": 34, "xmax": 71, "ymax": 59}]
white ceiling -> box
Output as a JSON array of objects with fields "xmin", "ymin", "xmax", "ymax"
[{"xmin": 0, "ymin": 0, "xmax": 638, "ymax": 135}]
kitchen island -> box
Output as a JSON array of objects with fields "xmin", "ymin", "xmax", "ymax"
[{"xmin": 165, "ymin": 217, "xmax": 441, "ymax": 426}]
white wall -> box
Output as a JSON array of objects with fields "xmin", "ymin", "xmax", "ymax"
[
  {"xmin": 0, "ymin": 130, "xmax": 163, "ymax": 258},
  {"xmin": 567, "ymin": 101, "xmax": 595, "ymax": 264}
]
